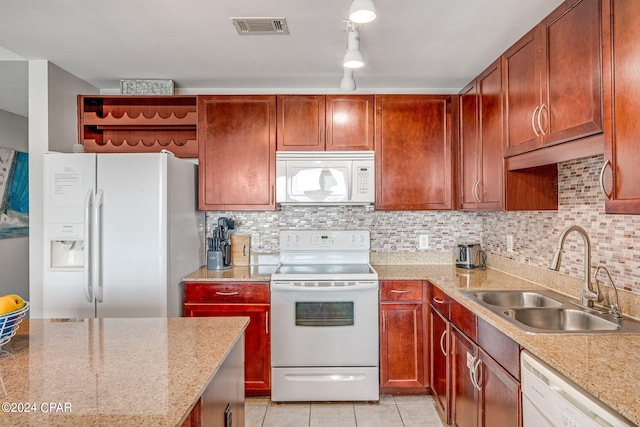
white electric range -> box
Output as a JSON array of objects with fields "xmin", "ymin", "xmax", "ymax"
[{"xmin": 270, "ymin": 230, "xmax": 379, "ymax": 402}]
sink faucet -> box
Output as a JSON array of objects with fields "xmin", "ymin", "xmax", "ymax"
[
  {"xmin": 549, "ymin": 225, "xmax": 601, "ymax": 308},
  {"xmin": 593, "ymin": 266, "xmax": 623, "ymax": 319}
]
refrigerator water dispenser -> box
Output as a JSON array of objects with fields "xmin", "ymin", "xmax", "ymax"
[
  {"xmin": 48, "ymin": 223, "xmax": 84, "ymax": 269},
  {"xmin": 50, "ymin": 240, "xmax": 84, "ymax": 268}
]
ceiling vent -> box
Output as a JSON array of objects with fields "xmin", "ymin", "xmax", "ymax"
[{"xmin": 231, "ymin": 17, "xmax": 289, "ymax": 35}]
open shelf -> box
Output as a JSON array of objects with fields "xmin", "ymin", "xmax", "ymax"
[{"xmin": 78, "ymin": 95, "xmax": 198, "ymax": 158}]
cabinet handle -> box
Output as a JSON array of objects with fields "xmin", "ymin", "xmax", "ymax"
[
  {"xmin": 266, "ymin": 311, "xmax": 269, "ymax": 335},
  {"xmin": 326, "ymin": 125, "xmax": 330, "ymax": 145},
  {"xmin": 271, "ymin": 184, "xmax": 275, "ymax": 205},
  {"xmin": 468, "ymin": 355, "xmax": 478, "ymax": 389},
  {"xmin": 432, "ymin": 297, "xmax": 445, "ymax": 304},
  {"xmin": 472, "ymin": 180, "xmax": 481, "ymax": 203},
  {"xmin": 215, "ymin": 291, "xmax": 239, "ymax": 296},
  {"xmin": 390, "ymin": 289, "xmax": 413, "ymax": 293},
  {"xmin": 382, "ymin": 311, "xmax": 386, "ymax": 333},
  {"xmin": 473, "ymin": 358, "xmax": 483, "ymax": 391},
  {"xmin": 538, "ymin": 104, "xmax": 548, "ymax": 136},
  {"xmin": 531, "ymin": 106, "xmax": 541, "ymax": 137},
  {"xmin": 599, "ymin": 160, "xmax": 612, "ymax": 199},
  {"xmin": 439, "ymin": 330, "xmax": 447, "ymax": 356}
]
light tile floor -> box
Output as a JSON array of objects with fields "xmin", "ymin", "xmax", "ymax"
[{"xmin": 246, "ymin": 395, "xmax": 446, "ymax": 427}]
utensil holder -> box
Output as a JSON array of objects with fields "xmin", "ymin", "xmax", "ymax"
[{"xmin": 207, "ymin": 250, "xmax": 228, "ymax": 270}]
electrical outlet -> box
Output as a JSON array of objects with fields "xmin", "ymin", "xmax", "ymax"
[
  {"xmin": 251, "ymin": 233, "xmax": 259, "ymax": 249},
  {"xmin": 507, "ymin": 235, "xmax": 514, "ymax": 252},
  {"xmin": 418, "ymin": 234, "xmax": 429, "ymax": 250}
]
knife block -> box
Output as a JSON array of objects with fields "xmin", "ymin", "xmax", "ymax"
[{"xmin": 231, "ymin": 234, "xmax": 251, "ymax": 266}]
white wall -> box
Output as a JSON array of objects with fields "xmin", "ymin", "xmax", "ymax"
[
  {"xmin": 28, "ymin": 60, "xmax": 97, "ymax": 316},
  {"xmin": 0, "ymin": 109, "xmax": 28, "ymax": 297}
]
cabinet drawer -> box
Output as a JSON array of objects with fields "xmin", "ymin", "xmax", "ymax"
[
  {"xmin": 381, "ymin": 280, "xmax": 423, "ymax": 301},
  {"xmin": 429, "ymin": 283, "xmax": 451, "ymax": 318},
  {"xmin": 450, "ymin": 300, "xmax": 477, "ymax": 341},
  {"xmin": 184, "ymin": 282, "xmax": 270, "ymax": 303}
]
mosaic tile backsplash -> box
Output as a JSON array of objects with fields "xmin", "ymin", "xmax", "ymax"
[{"xmin": 205, "ymin": 153, "xmax": 640, "ymax": 295}]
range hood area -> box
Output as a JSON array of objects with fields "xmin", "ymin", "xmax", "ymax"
[{"xmin": 275, "ymin": 151, "xmax": 375, "ymax": 206}]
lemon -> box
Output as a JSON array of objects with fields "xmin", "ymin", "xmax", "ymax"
[
  {"xmin": 4, "ymin": 294, "xmax": 25, "ymax": 310},
  {"xmin": 0, "ymin": 296, "xmax": 18, "ymax": 316}
]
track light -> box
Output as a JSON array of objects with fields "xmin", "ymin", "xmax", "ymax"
[
  {"xmin": 340, "ymin": 67, "xmax": 356, "ymax": 91},
  {"xmin": 343, "ymin": 26, "xmax": 364, "ymax": 68},
  {"xmin": 349, "ymin": 0, "xmax": 376, "ymax": 24}
]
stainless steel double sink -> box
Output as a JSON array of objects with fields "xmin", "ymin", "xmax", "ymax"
[{"xmin": 461, "ymin": 289, "xmax": 640, "ymax": 334}]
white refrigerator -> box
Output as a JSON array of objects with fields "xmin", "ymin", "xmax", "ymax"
[{"xmin": 41, "ymin": 152, "xmax": 203, "ymax": 318}]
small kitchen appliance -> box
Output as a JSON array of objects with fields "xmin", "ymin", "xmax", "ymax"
[
  {"xmin": 270, "ymin": 230, "xmax": 379, "ymax": 402},
  {"xmin": 456, "ymin": 243, "xmax": 486, "ymax": 269},
  {"xmin": 207, "ymin": 217, "xmax": 234, "ymax": 270}
]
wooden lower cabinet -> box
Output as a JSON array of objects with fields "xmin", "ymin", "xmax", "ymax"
[
  {"xmin": 379, "ymin": 280, "xmax": 429, "ymax": 394},
  {"xmin": 183, "ymin": 282, "xmax": 271, "ymax": 396},
  {"xmin": 450, "ymin": 326, "xmax": 521, "ymax": 427},
  {"xmin": 430, "ymin": 304, "xmax": 451, "ymax": 424}
]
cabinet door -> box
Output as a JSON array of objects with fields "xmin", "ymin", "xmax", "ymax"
[
  {"xmin": 477, "ymin": 348, "xmax": 521, "ymax": 427},
  {"xmin": 198, "ymin": 95, "xmax": 276, "ymax": 210},
  {"xmin": 375, "ymin": 95, "xmax": 454, "ymax": 210},
  {"xmin": 184, "ymin": 303, "xmax": 271, "ymax": 395},
  {"xmin": 503, "ymin": 26, "xmax": 543, "ymax": 157},
  {"xmin": 541, "ymin": 0, "xmax": 603, "ymax": 147},
  {"xmin": 380, "ymin": 302, "xmax": 427, "ymax": 392},
  {"xmin": 276, "ymin": 95, "xmax": 325, "ymax": 151},
  {"xmin": 451, "ymin": 327, "xmax": 478, "ymax": 427},
  {"xmin": 459, "ymin": 59, "xmax": 504, "ymax": 211},
  {"xmin": 477, "ymin": 59, "xmax": 504, "ymax": 210},
  {"xmin": 459, "ymin": 80, "xmax": 480, "ymax": 209},
  {"xmin": 602, "ymin": 0, "xmax": 640, "ymax": 213},
  {"xmin": 430, "ymin": 305, "xmax": 450, "ymax": 423},
  {"xmin": 326, "ymin": 95, "xmax": 374, "ymax": 151}
]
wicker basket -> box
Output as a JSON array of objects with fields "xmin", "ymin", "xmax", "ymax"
[{"xmin": 0, "ymin": 302, "xmax": 29, "ymax": 348}]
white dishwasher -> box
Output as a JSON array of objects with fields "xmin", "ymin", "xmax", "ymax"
[{"xmin": 521, "ymin": 351, "xmax": 632, "ymax": 427}]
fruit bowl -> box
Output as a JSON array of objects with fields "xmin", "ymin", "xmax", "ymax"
[{"xmin": 0, "ymin": 302, "xmax": 29, "ymax": 348}]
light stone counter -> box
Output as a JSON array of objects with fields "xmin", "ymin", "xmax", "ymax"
[
  {"xmin": 374, "ymin": 263, "xmax": 640, "ymax": 426},
  {"xmin": 0, "ymin": 317, "xmax": 248, "ymax": 427},
  {"xmin": 181, "ymin": 257, "xmax": 640, "ymax": 424},
  {"xmin": 183, "ymin": 265, "xmax": 277, "ymax": 282}
]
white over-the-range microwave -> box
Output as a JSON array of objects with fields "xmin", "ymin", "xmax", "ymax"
[{"xmin": 275, "ymin": 151, "xmax": 375, "ymax": 205}]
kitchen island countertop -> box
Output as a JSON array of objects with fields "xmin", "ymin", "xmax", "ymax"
[{"xmin": 0, "ymin": 316, "xmax": 248, "ymax": 427}]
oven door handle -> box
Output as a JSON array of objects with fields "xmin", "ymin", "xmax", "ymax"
[{"xmin": 270, "ymin": 281, "xmax": 378, "ymax": 291}]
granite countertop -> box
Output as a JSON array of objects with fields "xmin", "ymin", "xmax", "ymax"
[
  {"xmin": 181, "ymin": 261, "xmax": 640, "ymax": 424},
  {"xmin": 375, "ymin": 263, "xmax": 640, "ymax": 426},
  {"xmin": 0, "ymin": 317, "xmax": 249, "ymax": 427},
  {"xmin": 183, "ymin": 265, "xmax": 276, "ymax": 282}
]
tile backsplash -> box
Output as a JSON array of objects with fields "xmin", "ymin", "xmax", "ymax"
[{"xmin": 206, "ymin": 153, "xmax": 640, "ymax": 295}]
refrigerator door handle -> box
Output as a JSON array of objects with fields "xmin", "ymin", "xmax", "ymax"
[
  {"xmin": 94, "ymin": 189, "xmax": 105, "ymax": 303},
  {"xmin": 83, "ymin": 189, "xmax": 95, "ymax": 303}
]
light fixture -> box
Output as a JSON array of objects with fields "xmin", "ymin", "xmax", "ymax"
[
  {"xmin": 349, "ymin": 0, "xmax": 376, "ymax": 24},
  {"xmin": 343, "ymin": 25, "xmax": 364, "ymax": 69},
  {"xmin": 340, "ymin": 67, "xmax": 356, "ymax": 91}
]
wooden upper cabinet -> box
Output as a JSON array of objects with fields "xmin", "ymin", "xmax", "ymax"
[
  {"xmin": 601, "ymin": 0, "xmax": 640, "ymax": 214},
  {"xmin": 198, "ymin": 95, "xmax": 276, "ymax": 211},
  {"xmin": 503, "ymin": 0, "xmax": 603, "ymax": 157},
  {"xmin": 276, "ymin": 95, "xmax": 374, "ymax": 151},
  {"xmin": 459, "ymin": 59, "xmax": 504, "ymax": 211},
  {"xmin": 375, "ymin": 95, "xmax": 455, "ymax": 210}
]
